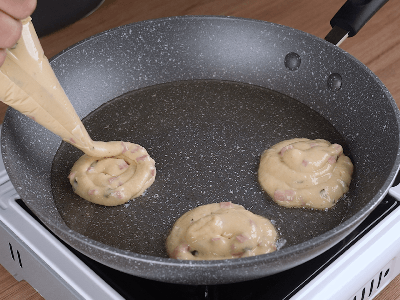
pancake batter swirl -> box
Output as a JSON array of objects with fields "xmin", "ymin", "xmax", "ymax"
[
  {"xmin": 69, "ymin": 142, "xmax": 156, "ymax": 206},
  {"xmin": 166, "ymin": 202, "xmax": 277, "ymax": 260},
  {"xmin": 258, "ymin": 138, "xmax": 353, "ymax": 209}
]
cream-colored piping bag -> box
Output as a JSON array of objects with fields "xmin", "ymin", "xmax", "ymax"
[{"xmin": 0, "ymin": 17, "xmax": 121, "ymax": 157}]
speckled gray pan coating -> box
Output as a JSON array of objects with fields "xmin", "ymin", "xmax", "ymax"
[
  {"xmin": 51, "ymin": 80, "xmax": 351, "ymax": 256},
  {"xmin": 2, "ymin": 16, "xmax": 400, "ymax": 285}
]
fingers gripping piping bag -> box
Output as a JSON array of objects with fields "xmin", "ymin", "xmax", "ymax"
[{"xmin": 0, "ymin": 18, "xmax": 156, "ymax": 206}]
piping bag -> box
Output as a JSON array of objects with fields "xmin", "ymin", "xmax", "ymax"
[
  {"xmin": 0, "ymin": 17, "xmax": 156, "ymax": 206},
  {"xmin": 0, "ymin": 17, "xmax": 122, "ymax": 157}
]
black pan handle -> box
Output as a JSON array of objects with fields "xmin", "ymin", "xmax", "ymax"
[{"xmin": 330, "ymin": 0, "xmax": 389, "ymax": 37}]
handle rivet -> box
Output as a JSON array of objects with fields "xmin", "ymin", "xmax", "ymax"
[
  {"xmin": 284, "ymin": 52, "xmax": 301, "ymax": 71},
  {"xmin": 327, "ymin": 73, "xmax": 342, "ymax": 91}
]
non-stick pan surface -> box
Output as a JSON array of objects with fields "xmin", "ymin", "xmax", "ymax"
[
  {"xmin": 51, "ymin": 80, "xmax": 352, "ymax": 256},
  {"xmin": 2, "ymin": 16, "xmax": 400, "ymax": 285}
]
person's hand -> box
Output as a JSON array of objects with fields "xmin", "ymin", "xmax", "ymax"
[{"xmin": 0, "ymin": 0, "xmax": 37, "ymax": 67}]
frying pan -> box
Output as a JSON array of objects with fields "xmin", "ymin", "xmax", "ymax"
[{"xmin": 2, "ymin": 3, "xmax": 400, "ymax": 285}]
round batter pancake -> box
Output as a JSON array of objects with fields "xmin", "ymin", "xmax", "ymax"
[
  {"xmin": 69, "ymin": 141, "xmax": 156, "ymax": 206},
  {"xmin": 258, "ymin": 138, "xmax": 353, "ymax": 209},
  {"xmin": 166, "ymin": 202, "xmax": 277, "ymax": 260}
]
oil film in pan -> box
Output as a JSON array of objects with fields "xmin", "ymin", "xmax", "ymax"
[{"xmin": 51, "ymin": 79, "xmax": 352, "ymax": 257}]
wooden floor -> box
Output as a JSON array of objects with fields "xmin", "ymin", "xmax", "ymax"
[
  {"xmin": 1, "ymin": 0, "xmax": 400, "ymax": 299},
  {"xmin": 0, "ymin": 265, "xmax": 43, "ymax": 300}
]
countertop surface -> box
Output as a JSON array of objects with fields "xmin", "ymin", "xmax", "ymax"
[{"xmin": 1, "ymin": 0, "xmax": 400, "ymax": 299}]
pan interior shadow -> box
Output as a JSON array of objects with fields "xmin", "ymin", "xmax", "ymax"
[{"xmin": 51, "ymin": 80, "xmax": 352, "ymax": 258}]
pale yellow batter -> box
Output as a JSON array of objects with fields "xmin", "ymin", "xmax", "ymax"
[
  {"xmin": 258, "ymin": 138, "xmax": 353, "ymax": 209},
  {"xmin": 0, "ymin": 18, "xmax": 156, "ymax": 205},
  {"xmin": 69, "ymin": 142, "xmax": 156, "ymax": 206},
  {"xmin": 166, "ymin": 202, "xmax": 277, "ymax": 260}
]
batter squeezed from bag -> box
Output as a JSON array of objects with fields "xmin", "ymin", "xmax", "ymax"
[
  {"xmin": 258, "ymin": 138, "xmax": 353, "ymax": 209},
  {"xmin": 0, "ymin": 18, "xmax": 156, "ymax": 206},
  {"xmin": 166, "ymin": 202, "xmax": 278, "ymax": 260}
]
